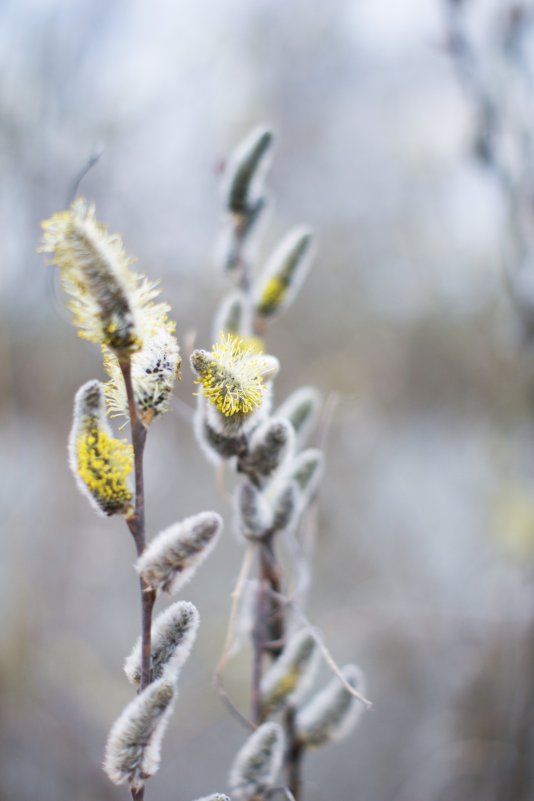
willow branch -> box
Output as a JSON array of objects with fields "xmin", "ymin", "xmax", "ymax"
[{"xmin": 119, "ymin": 359, "xmax": 156, "ymax": 691}]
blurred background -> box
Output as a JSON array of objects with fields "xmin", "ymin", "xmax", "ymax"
[{"xmin": 3, "ymin": 0, "xmax": 534, "ymax": 799}]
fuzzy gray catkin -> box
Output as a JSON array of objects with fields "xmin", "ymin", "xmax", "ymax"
[
  {"xmin": 124, "ymin": 601, "xmax": 199, "ymax": 687},
  {"xmin": 213, "ymin": 291, "xmax": 253, "ymax": 340},
  {"xmin": 229, "ymin": 722, "xmax": 285, "ymax": 801},
  {"xmin": 224, "ymin": 126, "xmax": 274, "ymax": 216},
  {"xmin": 254, "ymin": 228, "xmax": 314, "ymax": 319},
  {"xmin": 238, "ymin": 417, "xmax": 294, "ymax": 485},
  {"xmin": 216, "ymin": 126, "xmax": 274, "ymax": 273},
  {"xmin": 290, "ymin": 448, "xmax": 324, "ymax": 500},
  {"xmin": 276, "ymin": 386, "xmax": 322, "ymax": 448},
  {"xmin": 235, "ymin": 480, "xmax": 273, "ymax": 540},
  {"xmin": 261, "ymin": 628, "xmax": 320, "ymax": 715},
  {"xmin": 270, "ymin": 480, "xmax": 300, "ymax": 533},
  {"xmin": 193, "ymin": 398, "xmax": 244, "ymax": 466},
  {"xmin": 295, "ymin": 665, "xmax": 365, "ymax": 748},
  {"xmin": 103, "ymin": 678, "xmax": 175, "ymax": 790},
  {"xmin": 136, "ymin": 511, "xmax": 223, "ymax": 594}
]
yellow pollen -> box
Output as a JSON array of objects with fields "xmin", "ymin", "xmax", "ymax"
[
  {"xmin": 258, "ymin": 277, "xmax": 287, "ymax": 314},
  {"xmin": 76, "ymin": 425, "xmax": 133, "ymax": 514},
  {"xmin": 195, "ymin": 332, "xmax": 268, "ymax": 417}
]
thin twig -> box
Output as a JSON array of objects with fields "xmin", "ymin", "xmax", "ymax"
[
  {"xmin": 119, "ymin": 359, "xmax": 156, "ymax": 801},
  {"xmin": 216, "ymin": 545, "xmax": 255, "ymax": 676},
  {"xmin": 66, "ymin": 151, "xmax": 103, "ymax": 206},
  {"xmin": 284, "ymin": 706, "xmax": 305, "ymax": 801},
  {"xmin": 251, "ymin": 565, "xmax": 269, "ymax": 724},
  {"xmin": 268, "ymin": 588, "xmax": 373, "ymax": 710},
  {"xmin": 214, "ymin": 545, "xmax": 256, "ymax": 731},
  {"xmin": 120, "ymin": 359, "xmax": 155, "ymax": 693}
]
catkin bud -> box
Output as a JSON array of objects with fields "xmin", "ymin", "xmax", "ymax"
[
  {"xmin": 261, "ymin": 629, "xmax": 320, "ymax": 715},
  {"xmin": 136, "ymin": 512, "xmax": 222, "ymax": 594},
  {"xmin": 215, "ymin": 127, "xmax": 274, "ymax": 273},
  {"xmin": 295, "ymin": 665, "xmax": 365, "ymax": 748},
  {"xmin": 255, "ymin": 228, "xmax": 314, "ymax": 319},
  {"xmin": 124, "ymin": 601, "xmax": 199, "ymax": 687},
  {"xmin": 193, "ymin": 399, "xmax": 243, "ymax": 466},
  {"xmin": 239, "ymin": 418, "xmax": 295, "ymax": 485},
  {"xmin": 290, "ymin": 448, "xmax": 324, "ymax": 500},
  {"xmin": 235, "ymin": 480, "xmax": 273, "ymax": 540},
  {"xmin": 68, "ymin": 380, "xmax": 133, "ymax": 517},
  {"xmin": 224, "ymin": 126, "xmax": 274, "ymax": 216},
  {"xmin": 103, "ymin": 678, "xmax": 175, "ymax": 790},
  {"xmin": 271, "ymin": 481, "xmax": 300, "ymax": 533},
  {"xmin": 213, "ymin": 291, "xmax": 253, "ymax": 340},
  {"xmin": 276, "ymin": 386, "xmax": 321, "ymax": 448},
  {"xmin": 229, "ymin": 722, "xmax": 284, "ymax": 801}
]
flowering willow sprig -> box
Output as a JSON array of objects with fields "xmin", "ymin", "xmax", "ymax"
[
  {"xmin": 194, "ymin": 126, "xmax": 367, "ymax": 801},
  {"xmin": 69, "ymin": 380, "xmax": 133, "ymax": 516},
  {"xmin": 40, "ymin": 196, "xmax": 228, "ymax": 801},
  {"xmin": 275, "ymin": 387, "xmax": 321, "ymax": 450}
]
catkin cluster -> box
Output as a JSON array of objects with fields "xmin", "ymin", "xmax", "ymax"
[
  {"xmin": 40, "ymin": 201, "xmax": 227, "ymax": 800},
  {"xmin": 40, "ymin": 125, "xmax": 366, "ymax": 801},
  {"xmin": 193, "ymin": 127, "xmax": 367, "ymax": 800}
]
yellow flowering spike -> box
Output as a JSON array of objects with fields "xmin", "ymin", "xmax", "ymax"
[
  {"xmin": 69, "ymin": 380, "xmax": 133, "ymax": 516},
  {"xmin": 255, "ymin": 227, "xmax": 314, "ymax": 318},
  {"xmin": 39, "ymin": 199, "xmax": 172, "ymax": 356},
  {"xmin": 103, "ymin": 323, "xmax": 181, "ymax": 425},
  {"xmin": 190, "ymin": 333, "xmax": 278, "ymax": 419},
  {"xmin": 258, "ymin": 277, "xmax": 286, "ymax": 313}
]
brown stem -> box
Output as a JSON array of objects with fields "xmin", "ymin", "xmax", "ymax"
[
  {"xmin": 251, "ymin": 550, "xmax": 269, "ymax": 724},
  {"xmin": 261, "ymin": 536, "xmax": 284, "ymax": 657},
  {"xmin": 285, "ymin": 707, "xmax": 305, "ymax": 801},
  {"xmin": 120, "ymin": 357, "xmax": 155, "ymax": 694}
]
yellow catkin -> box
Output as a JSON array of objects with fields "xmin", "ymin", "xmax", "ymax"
[
  {"xmin": 40, "ymin": 199, "xmax": 173, "ymax": 355},
  {"xmin": 76, "ymin": 425, "xmax": 133, "ymax": 514},
  {"xmin": 258, "ymin": 277, "xmax": 286, "ymax": 315},
  {"xmin": 194, "ymin": 333, "xmax": 267, "ymax": 417}
]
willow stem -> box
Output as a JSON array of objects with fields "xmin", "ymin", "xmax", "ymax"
[
  {"xmin": 285, "ymin": 706, "xmax": 304, "ymax": 801},
  {"xmin": 120, "ymin": 359, "xmax": 155, "ymax": 692},
  {"xmin": 119, "ymin": 359, "xmax": 156, "ymax": 801}
]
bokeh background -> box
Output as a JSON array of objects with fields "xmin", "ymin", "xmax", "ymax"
[{"xmin": 2, "ymin": 1, "xmax": 534, "ymax": 799}]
